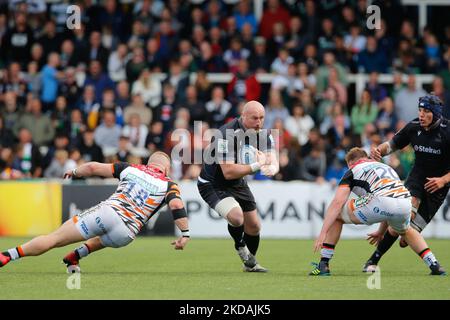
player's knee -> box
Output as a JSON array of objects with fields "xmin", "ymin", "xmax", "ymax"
[
  {"xmin": 227, "ymin": 208, "xmax": 244, "ymax": 226},
  {"xmin": 245, "ymin": 220, "xmax": 260, "ymax": 234}
]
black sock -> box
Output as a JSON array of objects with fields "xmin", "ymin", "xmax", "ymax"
[
  {"xmin": 2, "ymin": 251, "xmax": 10, "ymax": 258},
  {"xmin": 320, "ymin": 243, "xmax": 335, "ymax": 265},
  {"xmin": 243, "ymin": 233, "xmax": 260, "ymax": 255},
  {"xmin": 369, "ymin": 230, "xmax": 399, "ymax": 264},
  {"xmin": 228, "ymin": 224, "xmax": 244, "ymax": 250}
]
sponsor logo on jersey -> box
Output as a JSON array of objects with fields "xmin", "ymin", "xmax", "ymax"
[
  {"xmin": 356, "ymin": 210, "xmax": 368, "ymax": 223},
  {"xmin": 373, "ymin": 206, "xmax": 393, "ymax": 217},
  {"xmin": 413, "ymin": 145, "xmax": 441, "ymax": 154}
]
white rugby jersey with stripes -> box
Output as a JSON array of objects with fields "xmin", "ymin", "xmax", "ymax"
[
  {"xmin": 104, "ymin": 163, "xmax": 181, "ymax": 235},
  {"xmin": 338, "ymin": 159, "xmax": 411, "ymax": 199}
]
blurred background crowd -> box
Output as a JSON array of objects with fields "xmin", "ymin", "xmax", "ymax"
[{"xmin": 0, "ymin": 0, "xmax": 449, "ymax": 184}]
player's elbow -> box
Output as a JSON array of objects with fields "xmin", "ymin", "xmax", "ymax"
[{"xmin": 169, "ymin": 198, "xmax": 184, "ymax": 210}]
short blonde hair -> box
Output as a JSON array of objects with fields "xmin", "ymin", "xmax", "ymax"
[{"xmin": 345, "ymin": 147, "xmax": 368, "ymax": 165}]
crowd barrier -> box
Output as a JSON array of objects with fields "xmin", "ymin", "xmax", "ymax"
[{"xmin": 1, "ymin": 180, "xmax": 449, "ymax": 238}]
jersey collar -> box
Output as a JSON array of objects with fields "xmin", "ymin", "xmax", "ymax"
[{"xmin": 349, "ymin": 158, "xmax": 376, "ymax": 169}]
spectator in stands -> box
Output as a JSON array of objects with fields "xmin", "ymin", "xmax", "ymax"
[
  {"xmin": 322, "ymin": 102, "xmax": 351, "ymax": 148},
  {"xmin": 78, "ymin": 129, "xmax": 104, "ymax": 163},
  {"xmin": 316, "ymin": 51, "xmax": 348, "ymax": 95},
  {"xmin": 344, "ymin": 23, "xmax": 366, "ymax": 56},
  {"xmin": 198, "ymin": 41, "xmax": 226, "ymax": 73},
  {"xmin": 99, "ymin": 0, "xmax": 126, "ymax": 42},
  {"xmin": 108, "ymin": 43, "xmax": 129, "ymax": 82},
  {"xmin": 131, "ymin": 68, "xmax": 162, "ymax": 108},
  {"xmin": 14, "ymin": 97, "xmax": 54, "ymax": 147},
  {"xmin": 365, "ymin": 71, "xmax": 388, "ymax": 103},
  {"xmin": 267, "ymin": 22, "xmax": 287, "ymax": 59},
  {"xmin": 234, "ymin": 0, "xmax": 257, "ymax": 35},
  {"xmin": 163, "ymin": 59, "xmax": 190, "ymax": 102},
  {"xmin": 351, "ymin": 89, "xmax": 378, "ymax": 136},
  {"xmin": 317, "ymin": 18, "xmax": 336, "ymax": 56},
  {"xmin": 12, "ymin": 127, "xmax": 42, "ymax": 178},
  {"xmin": 84, "ymin": 60, "xmax": 115, "ymax": 103},
  {"xmin": 82, "ymin": 31, "xmax": 110, "ymax": 69},
  {"xmin": 223, "ymin": 36, "xmax": 250, "ymax": 74},
  {"xmin": 259, "ymin": 0, "xmax": 290, "ymax": 40},
  {"xmin": 124, "ymin": 94, "xmax": 152, "ymax": 127},
  {"xmin": 194, "ymin": 70, "xmax": 212, "ymax": 103},
  {"xmin": 126, "ymin": 47, "xmax": 147, "ymax": 84},
  {"xmin": 297, "ymin": 62, "xmax": 316, "ymax": 94},
  {"xmin": 325, "ymin": 66, "xmax": 347, "ymax": 107},
  {"xmin": 115, "ymin": 80, "xmax": 131, "ymax": 110},
  {"xmin": 249, "ymin": 36, "xmax": 271, "ymax": 73},
  {"xmin": 94, "ymin": 110, "xmax": 121, "ymax": 156},
  {"xmin": 122, "ymin": 113, "xmax": 148, "ymax": 154},
  {"xmin": 68, "ymin": 109, "xmax": 86, "ymax": 148},
  {"xmin": 394, "ymin": 74, "xmax": 427, "ymax": 123},
  {"xmin": 205, "ymin": 86, "xmax": 234, "ymax": 129},
  {"xmin": 301, "ymin": 145, "xmax": 326, "ymax": 183},
  {"xmin": 58, "ymin": 67, "xmax": 81, "ymax": 110},
  {"xmin": 357, "ymin": 36, "xmax": 389, "ymax": 73},
  {"xmin": 375, "ymin": 97, "xmax": 398, "ymax": 139},
  {"xmin": 44, "ymin": 149, "xmax": 76, "ymax": 179},
  {"xmin": 51, "ymin": 96, "xmax": 70, "ymax": 136},
  {"xmin": 41, "ymin": 52, "xmax": 64, "ymax": 113},
  {"xmin": 24, "ymin": 61, "xmax": 40, "ymax": 98},
  {"xmin": 285, "ymin": 15, "xmax": 308, "ymax": 58},
  {"xmin": 181, "ymin": 85, "xmax": 208, "ymax": 125},
  {"xmin": 77, "ymin": 85, "xmax": 99, "ymax": 125},
  {"xmin": 39, "ymin": 19, "xmax": 63, "ymax": 58},
  {"xmin": 145, "ymin": 121, "xmax": 165, "ymax": 154},
  {"xmin": 30, "ymin": 43, "xmax": 45, "ymax": 70},
  {"xmin": 271, "ymin": 47, "xmax": 294, "ymax": 77},
  {"xmin": 431, "ymin": 77, "xmax": 450, "ymax": 119},
  {"xmin": 227, "ymin": 59, "xmax": 261, "ymax": 105},
  {"xmin": 285, "ymin": 102, "xmax": 314, "ymax": 146},
  {"xmin": 116, "ymin": 135, "xmax": 131, "ymax": 162},
  {"xmin": 1, "ymin": 91, "xmax": 21, "ymax": 134},
  {"xmin": 1, "ymin": 12, "xmax": 34, "ymax": 67},
  {"xmin": 438, "ymin": 59, "xmax": 450, "ymax": 91},
  {"xmin": 264, "ymin": 88, "xmax": 289, "ymax": 129},
  {"xmin": 0, "ymin": 114, "xmax": 15, "ymax": 148}
]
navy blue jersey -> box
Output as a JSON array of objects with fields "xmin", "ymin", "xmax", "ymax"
[
  {"xmin": 199, "ymin": 118, "xmax": 274, "ymax": 186},
  {"xmin": 392, "ymin": 118, "xmax": 450, "ymax": 177}
]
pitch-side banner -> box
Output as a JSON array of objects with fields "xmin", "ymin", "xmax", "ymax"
[{"xmin": 179, "ymin": 181, "xmax": 450, "ymax": 239}]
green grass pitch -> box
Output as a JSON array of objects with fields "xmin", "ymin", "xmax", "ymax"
[{"xmin": 0, "ymin": 237, "xmax": 449, "ymax": 300}]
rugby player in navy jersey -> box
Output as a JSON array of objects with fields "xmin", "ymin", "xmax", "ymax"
[{"xmin": 363, "ymin": 94, "xmax": 450, "ymax": 272}]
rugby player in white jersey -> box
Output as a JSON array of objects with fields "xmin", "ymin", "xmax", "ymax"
[
  {"xmin": 309, "ymin": 147, "xmax": 446, "ymax": 276},
  {"xmin": 0, "ymin": 152, "xmax": 190, "ymax": 272}
]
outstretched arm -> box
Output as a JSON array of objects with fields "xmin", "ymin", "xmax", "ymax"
[
  {"xmin": 314, "ymin": 186, "xmax": 351, "ymax": 252},
  {"xmin": 168, "ymin": 198, "xmax": 190, "ymax": 250},
  {"xmin": 63, "ymin": 162, "xmax": 114, "ymax": 179}
]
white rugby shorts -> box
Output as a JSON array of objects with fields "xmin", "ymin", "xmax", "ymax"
[
  {"xmin": 343, "ymin": 195, "xmax": 411, "ymax": 234},
  {"xmin": 72, "ymin": 203, "xmax": 135, "ymax": 248}
]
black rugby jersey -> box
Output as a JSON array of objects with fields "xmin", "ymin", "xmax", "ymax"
[
  {"xmin": 392, "ymin": 118, "xmax": 450, "ymax": 177},
  {"xmin": 199, "ymin": 118, "xmax": 274, "ymax": 186}
]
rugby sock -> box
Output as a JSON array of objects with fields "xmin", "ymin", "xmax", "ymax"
[
  {"xmin": 243, "ymin": 233, "xmax": 260, "ymax": 256},
  {"xmin": 419, "ymin": 248, "xmax": 437, "ymax": 268},
  {"xmin": 228, "ymin": 224, "xmax": 245, "ymax": 250},
  {"xmin": 2, "ymin": 246, "xmax": 25, "ymax": 260},
  {"xmin": 368, "ymin": 230, "xmax": 399, "ymax": 264},
  {"xmin": 320, "ymin": 243, "xmax": 335, "ymax": 265},
  {"xmin": 74, "ymin": 244, "xmax": 91, "ymax": 259}
]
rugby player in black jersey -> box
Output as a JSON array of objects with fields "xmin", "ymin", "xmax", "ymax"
[
  {"xmin": 197, "ymin": 100, "xmax": 279, "ymax": 272},
  {"xmin": 363, "ymin": 94, "xmax": 450, "ymax": 272}
]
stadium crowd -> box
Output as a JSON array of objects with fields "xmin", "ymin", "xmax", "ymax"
[{"xmin": 0, "ymin": 0, "xmax": 450, "ymax": 183}]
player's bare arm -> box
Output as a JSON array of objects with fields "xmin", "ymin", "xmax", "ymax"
[
  {"xmin": 370, "ymin": 141, "xmax": 396, "ymax": 161},
  {"xmin": 168, "ymin": 198, "xmax": 190, "ymax": 250},
  {"xmin": 425, "ymin": 171, "xmax": 450, "ymax": 194},
  {"xmin": 220, "ymin": 150, "xmax": 266, "ymax": 180},
  {"xmin": 63, "ymin": 162, "xmax": 114, "ymax": 179},
  {"xmin": 314, "ymin": 186, "xmax": 351, "ymax": 252}
]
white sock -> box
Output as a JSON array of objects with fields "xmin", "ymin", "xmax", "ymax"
[
  {"xmin": 7, "ymin": 247, "xmax": 22, "ymax": 260},
  {"xmin": 420, "ymin": 249, "xmax": 437, "ymax": 267}
]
